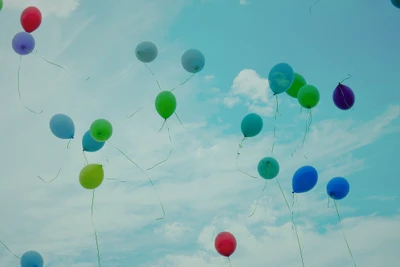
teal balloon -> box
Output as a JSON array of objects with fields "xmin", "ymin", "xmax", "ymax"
[
  {"xmin": 49, "ymin": 113, "xmax": 75, "ymax": 139},
  {"xmin": 135, "ymin": 41, "xmax": 158, "ymax": 63},
  {"xmin": 268, "ymin": 63, "xmax": 295, "ymax": 95},
  {"xmin": 241, "ymin": 113, "xmax": 263, "ymax": 138},
  {"xmin": 181, "ymin": 49, "xmax": 205, "ymax": 73},
  {"xmin": 82, "ymin": 130, "xmax": 105, "ymax": 152},
  {"xmin": 20, "ymin": 250, "xmax": 44, "ymax": 267},
  {"xmin": 257, "ymin": 157, "xmax": 279, "ymax": 180}
]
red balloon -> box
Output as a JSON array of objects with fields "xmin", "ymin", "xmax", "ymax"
[
  {"xmin": 214, "ymin": 231, "xmax": 237, "ymax": 257},
  {"xmin": 20, "ymin": 6, "xmax": 42, "ymax": 33}
]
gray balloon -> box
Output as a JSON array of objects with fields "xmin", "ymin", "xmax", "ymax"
[
  {"xmin": 181, "ymin": 49, "xmax": 205, "ymax": 74},
  {"xmin": 135, "ymin": 41, "xmax": 158, "ymax": 63}
]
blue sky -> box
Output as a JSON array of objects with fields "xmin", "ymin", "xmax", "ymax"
[{"xmin": 0, "ymin": 0, "xmax": 399, "ymax": 266}]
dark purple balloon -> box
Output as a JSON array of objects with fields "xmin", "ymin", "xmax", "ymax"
[
  {"xmin": 333, "ymin": 83, "xmax": 355, "ymax": 110},
  {"xmin": 12, "ymin": 32, "xmax": 35, "ymax": 56}
]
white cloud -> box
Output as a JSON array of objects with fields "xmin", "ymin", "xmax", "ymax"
[
  {"xmin": 204, "ymin": 75, "xmax": 215, "ymax": 80},
  {"xmin": 3, "ymin": 0, "xmax": 80, "ymax": 17},
  {"xmin": 240, "ymin": 0, "xmax": 250, "ymax": 5}
]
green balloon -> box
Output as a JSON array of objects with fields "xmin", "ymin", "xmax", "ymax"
[
  {"xmin": 79, "ymin": 164, "xmax": 104, "ymax": 189},
  {"xmin": 90, "ymin": 119, "xmax": 113, "ymax": 142},
  {"xmin": 257, "ymin": 157, "xmax": 280, "ymax": 180},
  {"xmin": 155, "ymin": 91, "xmax": 177, "ymax": 119},
  {"xmin": 0, "ymin": 0, "xmax": 3, "ymax": 11},
  {"xmin": 297, "ymin": 85, "xmax": 320, "ymax": 109},
  {"xmin": 286, "ymin": 73, "xmax": 306, "ymax": 98}
]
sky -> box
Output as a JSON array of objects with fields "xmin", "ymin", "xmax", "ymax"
[{"xmin": 0, "ymin": 0, "xmax": 399, "ymax": 266}]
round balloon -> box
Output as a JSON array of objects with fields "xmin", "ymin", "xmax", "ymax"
[
  {"xmin": 257, "ymin": 157, "xmax": 279, "ymax": 180},
  {"xmin": 79, "ymin": 164, "xmax": 104, "ymax": 189},
  {"xmin": 135, "ymin": 41, "xmax": 158, "ymax": 63},
  {"xmin": 292, "ymin": 165, "xmax": 318, "ymax": 193},
  {"xmin": 326, "ymin": 177, "xmax": 350, "ymax": 200},
  {"xmin": 0, "ymin": 0, "xmax": 3, "ymax": 11},
  {"xmin": 90, "ymin": 119, "xmax": 113, "ymax": 142},
  {"xmin": 20, "ymin": 6, "xmax": 42, "ymax": 33},
  {"xmin": 333, "ymin": 83, "xmax": 355, "ymax": 110},
  {"xmin": 49, "ymin": 113, "xmax": 75, "ymax": 139},
  {"xmin": 286, "ymin": 73, "xmax": 306, "ymax": 98},
  {"xmin": 12, "ymin": 32, "xmax": 35, "ymax": 56},
  {"xmin": 268, "ymin": 63, "xmax": 295, "ymax": 95},
  {"xmin": 155, "ymin": 91, "xmax": 177, "ymax": 119},
  {"xmin": 181, "ymin": 49, "xmax": 205, "ymax": 73},
  {"xmin": 392, "ymin": 0, "xmax": 400, "ymax": 8},
  {"xmin": 297, "ymin": 84, "xmax": 320, "ymax": 109},
  {"xmin": 215, "ymin": 231, "xmax": 237, "ymax": 257},
  {"xmin": 20, "ymin": 250, "xmax": 44, "ymax": 267},
  {"xmin": 241, "ymin": 113, "xmax": 263, "ymax": 138},
  {"xmin": 82, "ymin": 130, "xmax": 105, "ymax": 152}
]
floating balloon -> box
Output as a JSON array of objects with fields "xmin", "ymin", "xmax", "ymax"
[
  {"xmin": 286, "ymin": 73, "xmax": 307, "ymax": 98},
  {"xmin": 155, "ymin": 91, "xmax": 177, "ymax": 120},
  {"xmin": 90, "ymin": 119, "xmax": 113, "ymax": 142},
  {"xmin": 215, "ymin": 231, "xmax": 237, "ymax": 258},
  {"xmin": 82, "ymin": 130, "xmax": 105, "ymax": 152},
  {"xmin": 49, "ymin": 114, "xmax": 75, "ymax": 139},
  {"xmin": 241, "ymin": 113, "xmax": 263, "ymax": 138},
  {"xmin": 20, "ymin": 6, "xmax": 42, "ymax": 33},
  {"xmin": 79, "ymin": 164, "xmax": 104, "ymax": 189},
  {"xmin": 327, "ymin": 177, "xmax": 350, "ymax": 200},
  {"xmin": 12, "ymin": 32, "xmax": 35, "ymax": 56},
  {"xmin": 292, "ymin": 165, "xmax": 318, "ymax": 193},
  {"xmin": 135, "ymin": 41, "xmax": 158, "ymax": 63},
  {"xmin": 392, "ymin": 0, "xmax": 400, "ymax": 8},
  {"xmin": 0, "ymin": 0, "xmax": 3, "ymax": 11},
  {"xmin": 20, "ymin": 250, "xmax": 44, "ymax": 267},
  {"xmin": 257, "ymin": 157, "xmax": 279, "ymax": 179},
  {"xmin": 297, "ymin": 85, "xmax": 320, "ymax": 109},
  {"xmin": 181, "ymin": 49, "xmax": 205, "ymax": 73},
  {"xmin": 268, "ymin": 63, "xmax": 295, "ymax": 95},
  {"xmin": 333, "ymin": 83, "xmax": 355, "ymax": 110}
]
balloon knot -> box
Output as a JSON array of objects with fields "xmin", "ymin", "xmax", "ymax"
[{"xmin": 292, "ymin": 191, "xmax": 295, "ymax": 194}]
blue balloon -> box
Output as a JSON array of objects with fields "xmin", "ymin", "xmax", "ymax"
[
  {"xmin": 292, "ymin": 165, "xmax": 318, "ymax": 193},
  {"xmin": 49, "ymin": 113, "xmax": 75, "ymax": 139},
  {"xmin": 181, "ymin": 49, "xmax": 205, "ymax": 73},
  {"xmin": 20, "ymin": 250, "xmax": 44, "ymax": 267},
  {"xmin": 82, "ymin": 130, "xmax": 105, "ymax": 152},
  {"xmin": 241, "ymin": 113, "xmax": 263, "ymax": 138},
  {"xmin": 257, "ymin": 157, "xmax": 280, "ymax": 180},
  {"xmin": 326, "ymin": 177, "xmax": 350, "ymax": 200},
  {"xmin": 392, "ymin": 0, "xmax": 400, "ymax": 9},
  {"xmin": 268, "ymin": 63, "xmax": 295, "ymax": 95},
  {"xmin": 135, "ymin": 41, "xmax": 158, "ymax": 63}
]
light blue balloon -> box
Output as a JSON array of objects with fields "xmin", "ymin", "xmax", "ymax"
[
  {"xmin": 257, "ymin": 157, "xmax": 279, "ymax": 180},
  {"xmin": 181, "ymin": 49, "xmax": 205, "ymax": 73},
  {"xmin": 49, "ymin": 113, "xmax": 75, "ymax": 139},
  {"xmin": 241, "ymin": 113, "xmax": 263, "ymax": 138},
  {"xmin": 82, "ymin": 130, "xmax": 105, "ymax": 152},
  {"xmin": 292, "ymin": 165, "xmax": 318, "ymax": 193},
  {"xmin": 20, "ymin": 250, "xmax": 44, "ymax": 267},
  {"xmin": 268, "ymin": 63, "xmax": 295, "ymax": 95},
  {"xmin": 326, "ymin": 177, "xmax": 350, "ymax": 200},
  {"xmin": 135, "ymin": 41, "xmax": 158, "ymax": 63}
]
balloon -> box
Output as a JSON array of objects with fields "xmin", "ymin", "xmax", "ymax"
[
  {"xmin": 327, "ymin": 177, "xmax": 350, "ymax": 200},
  {"xmin": 20, "ymin": 250, "xmax": 44, "ymax": 267},
  {"xmin": 20, "ymin": 6, "xmax": 42, "ymax": 33},
  {"xmin": 392, "ymin": 0, "xmax": 400, "ymax": 8},
  {"xmin": 135, "ymin": 41, "xmax": 158, "ymax": 63},
  {"xmin": 297, "ymin": 84, "xmax": 320, "ymax": 109},
  {"xmin": 268, "ymin": 63, "xmax": 295, "ymax": 95},
  {"xmin": 0, "ymin": 0, "xmax": 3, "ymax": 11},
  {"xmin": 12, "ymin": 32, "xmax": 35, "ymax": 56},
  {"xmin": 49, "ymin": 114, "xmax": 75, "ymax": 139},
  {"xmin": 333, "ymin": 83, "xmax": 355, "ymax": 110},
  {"xmin": 214, "ymin": 231, "xmax": 237, "ymax": 257},
  {"xmin": 79, "ymin": 164, "xmax": 104, "ymax": 189},
  {"xmin": 90, "ymin": 119, "xmax": 113, "ymax": 142},
  {"xmin": 257, "ymin": 157, "xmax": 279, "ymax": 179},
  {"xmin": 155, "ymin": 91, "xmax": 177, "ymax": 119},
  {"xmin": 292, "ymin": 165, "xmax": 318, "ymax": 193},
  {"xmin": 82, "ymin": 130, "xmax": 105, "ymax": 152},
  {"xmin": 181, "ymin": 49, "xmax": 205, "ymax": 73},
  {"xmin": 286, "ymin": 73, "xmax": 306, "ymax": 98},
  {"xmin": 241, "ymin": 113, "xmax": 263, "ymax": 138}
]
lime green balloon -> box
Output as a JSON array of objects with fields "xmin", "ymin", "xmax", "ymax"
[
  {"xmin": 297, "ymin": 85, "xmax": 320, "ymax": 109},
  {"xmin": 155, "ymin": 91, "xmax": 177, "ymax": 119},
  {"xmin": 90, "ymin": 119, "xmax": 113, "ymax": 142},
  {"xmin": 79, "ymin": 164, "xmax": 104, "ymax": 189},
  {"xmin": 286, "ymin": 73, "xmax": 306, "ymax": 98}
]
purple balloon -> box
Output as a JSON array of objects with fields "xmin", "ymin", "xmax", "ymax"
[
  {"xmin": 333, "ymin": 83, "xmax": 355, "ymax": 110},
  {"xmin": 12, "ymin": 32, "xmax": 35, "ymax": 56}
]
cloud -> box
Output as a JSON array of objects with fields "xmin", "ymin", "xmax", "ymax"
[
  {"xmin": 240, "ymin": 0, "xmax": 250, "ymax": 5},
  {"xmin": 204, "ymin": 75, "xmax": 215, "ymax": 80},
  {"xmin": 4, "ymin": 0, "xmax": 80, "ymax": 17}
]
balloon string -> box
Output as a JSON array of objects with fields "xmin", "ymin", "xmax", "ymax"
[
  {"xmin": 334, "ymin": 200, "xmax": 357, "ymax": 267},
  {"xmin": 174, "ymin": 112, "xmax": 187, "ymax": 129},
  {"xmin": 67, "ymin": 139, "xmax": 72, "ymax": 149},
  {"xmin": 143, "ymin": 63, "xmax": 162, "ymax": 92},
  {"xmin": 106, "ymin": 177, "xmax": 127, "ymax": 183},
  {"xmin": 149, "ymin": 122, "xmax": 173, "ymax": 170},
  {"xmin": 249, "ymin": 163, "xmax": 270, "ymax": 217},
  {"xmin": 337, "ymin": 84, "xmax": 352, "ymax": 110},
  {"xmin": 291, "ymin": 193, "xmax": 305, "ymax": 267},
  {"xmin": 91, "ymin": 190, "xmax": 102, "ymax": 267},
  {"xmin": 235, "ymin": 137, "xmax": 257, "ymax": 179},
  {"xmin": 170, "ymin": 73, "xmax": 195, "ymax": 92},
  {"xmin": 37, "ymin": 164, "xmax": 63, "ymax": 183},
  {"xmin": 108, "ymin": 142, "xmax": 165, "ymax": 220},
  {"xmin": 309, "ymin": 0, "xmax": 321, "ymax": 14},
  {"xmin": 276, "ymin": 178, "xmax": 291, "ymax": 213},
  {"xmin": 327, "ymin": 197, "xmax": 330, "ymax": 208},
  {"xmin": 0, "ymin": 239, "xmax": 20, "ymax": 259},
  {"xmin": 271, "ymin": 95, "xmax": 280, "ymax": 154},
  {"xmin": 339, "ymin": 73, "xmax": 352, "ymax": 84},
  {"xmin": 227, "ymin": 256, "xmax": 232, "ymax": 267},
  {"xmin": 158, "ymin": 120, "xmax": 166, "ymax": 132},
  {"xmin": 83, "ymin": 151, "xmax": 89, "ymax": 165},
  {"xmin": 17, "ymin": 56, "xmax": 43, "ymax": 114},
  {"xmin": 291, "ymin": 109, "xmax": 312, "ymax": 157},
  {"xmin": 128, "ymin": 107, "xmax": 143, "ymax": 118}
]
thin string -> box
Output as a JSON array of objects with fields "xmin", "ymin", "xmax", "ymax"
[
  {"xmin": 227, "ymin": 256, "xmax": 232, "ymax": 267},
  {"xmin": 309, "ymin": 0, "xmax": 321, "ymax": 14},
  {"xmin": 340, "ymin": 73, "xmax": 352, "ymax": 84},
  {"xmin": 291, "ymin": 193, "xmax": 306, "ymax": 267},
  {"xmin": 291, "ymin": 109, "xmax": 313, "ymax": 157},
  {"xmin": 174, "ymin": 112, "xmax": 186, "ymax": 129},
  {"xmin": 128, "ymin": 107, "xmax": 143, "ymax": 118},
  {"xmin": 334, "ymin": 200, "xmax": 357, "ymax": 267},
  {"xmin": 235, "ymin": 137, "xmax": 257, "ymax": 179},
  {"xmin": 37, "ymin": 164, "xmax": 63, "ymax": 183},
  {"xmin": 108, "ymin": 142, "xmax": 165, "ymax": 220},
  {"xmin": 91, "ymin": 190, "xmax": 102, "ymax": 267},
  {"xmin": 0, "ymin": 239, "xmax": 20, "ymax": 259},
  {"xmin": 66, "ymin": 138, "xmax": 72, "ymax": 149},
  {"xmin": 170, "ymin": 73, "xmax": 196, "ymax": 92},
  {"xmin": 275, "ymin": 178, "xmax": 291, "ymax": 212},
  {"xmin": 158, "ymin": 120, "xmax": 166, "ymax": 132},
  {"xmin": 83, "ymin": 151, "xmax": 89, "ymax": 165},
  {"xmin": 271, "ymin": 95, "xmax": 280, "ymax": 154},
  {"xmin": 106, "ymin": 178, "xmax": 127, "ymax": 183},
  {"xmin": 149, "ymin": 122, "xmax": 173, "ymax": 170},
  {"xmin": 249, "ymin": 163, "xmax": 271, "ymax": 217},
  {"xmin": 327, "ymin": 197, "xmax": 330, "ymax": 208},
  {"xmin": 143, "ymin": 63, "xmax": 162, "ymax": 92}
]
